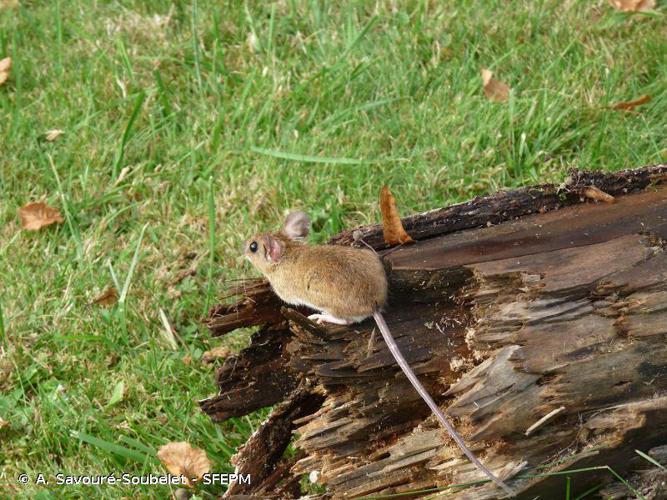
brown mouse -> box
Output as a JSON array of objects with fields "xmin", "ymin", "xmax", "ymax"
[{"xmin": 244, "ymin": 211, "xmax": 514, "ymax": 496}]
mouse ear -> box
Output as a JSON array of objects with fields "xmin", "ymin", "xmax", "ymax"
[
  {"xmin": 263, "ymin": 235, "xmax": 284, "ymax": 262},
  {"xmin": 283, "ymin": 211, "xmax": 310, "ymax": 240}
]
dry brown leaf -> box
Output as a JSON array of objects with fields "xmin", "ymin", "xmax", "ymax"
[
  {"xmin": 583, "ymin": 186, "xmax": 615, "ymax": 203},
  {"xmin": 0, "ymin": 417, "xmax": 8, "ymax": 430},
  {"xmin": 18, "ymin": 202, "xmax": 64, "ymax": 231},
  {"xmin": 45, "ymin": 129, "xmax": 65, "ymax": 142},
  {"xmin": 0, "ymin": 0, "xmax": 19, "ymax": 9},
  {"xmin": 202, "ymin": 346, "xmax": 231, "ymax": 365},
  {"xmin": 91, "ymin": 287, "xmax": 118, "ymax": 307},
  {"xmin": 0, "ymin": 57, "xmax": 11, "ymax": 86},
  {"xmin": 380, "ymin": 186, "xmax": 414, "ymax": 246},
  {"xmin": 611, "ymin": 94, "xmax": 651, "ymax": 111},
  {"xmin": 170, "ymin": 267, "xmax": 196, "ymax": 285},
  {"xmin": 608, "ymin": 0, "xmax": 655, "ymax": 11},
  {"xmin": 481, "ymin": 68, "xmax": 510, "ymax": 103},
  {"xmin": 157, "ymin": 442, "xmax": 211, "ymax": 487}
]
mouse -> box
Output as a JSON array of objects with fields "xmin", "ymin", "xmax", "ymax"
[{"xmin": 244, "ymin": 210, "xmax": 514, "ymax": 496}]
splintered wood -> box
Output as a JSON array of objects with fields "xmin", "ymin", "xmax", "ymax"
[{"xmin": 200, "ymin": 165, "xmax": 667, "ymax": 498}]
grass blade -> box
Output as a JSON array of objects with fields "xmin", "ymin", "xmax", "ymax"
[
  {"xmin": 107, "ymin": 261, "xmax": 122, "ymax": 293},
  {"xmin": 119, "ymin": 224, "xmax": 148, "ymax": 305},
  {"xmin": 73, "ymin": 432, "xmax": 152, "ymax": 464},
  {"xmin": 113, "ymin": 91, "xmax": 146, "ymax": 179},
  {"xmin": 118, "ymin": 435, "xmax": 156, "ymax": 455},
  {"xmin": 204, "ymin": 176, "xmax": 217, "ymax": 314},
  {"xmin": 0, "ymin": 302, "xmax": 6, "ymax": 351},
  {"xmin": 574, "ymin": 483, "xmax": 603, "ymax": 500},
  {"xmin": 48, "ymin": 154, "xmax": 84, "ymax": 261},
  {"xmin": 635, "ymin": 449, "xmax": 666, "ymax": 470},
  {"xmin": 251, "ymin": 146, "xmax": 363, "ymax": 165},
  {"xmin": 338, "ymin": 15, "xmax": 378, "ymax": 63},
  {"xmin": 158, "ymin": 308, "xmax": 178, "ymax": 350},
  {"xmin": 191, "ymin": 0, "xmax": 203, "ymax": 93}
]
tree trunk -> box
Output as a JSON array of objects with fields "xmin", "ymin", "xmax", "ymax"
[{"xmin": 200, "ymin": 165, "xmax": 667, "ymax": 499}]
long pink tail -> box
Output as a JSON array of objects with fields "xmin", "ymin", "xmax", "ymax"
[{"xmin": 372, "ymin": 310, "xmax": 515, "ymax": 496}]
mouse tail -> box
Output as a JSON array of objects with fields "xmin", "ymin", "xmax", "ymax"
[{"xmin": 372, "ymin": 310, "xmax": 515, "ymax": 497}]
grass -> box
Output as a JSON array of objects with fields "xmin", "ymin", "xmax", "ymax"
[{"xmin": 0, "ymin": 0, "xmax": 665, "ymax": 498}]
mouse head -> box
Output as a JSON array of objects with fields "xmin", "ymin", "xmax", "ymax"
[{"xmin": 244, "ymin": 211, "xmax": 310, "ymax": 273}]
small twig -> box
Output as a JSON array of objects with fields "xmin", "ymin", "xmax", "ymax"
[
  {"xmin": 380, "ymin": 241, "xmax": 410, "ymax": 259},
  {"xmin": 525, "ymin": 406, "xmax": 566, "ymax": 436}
]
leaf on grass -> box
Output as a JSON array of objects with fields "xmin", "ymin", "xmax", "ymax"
[
  {"xmin": 107, "ymin": 381, "xmax": 125, "ymax": 407},
  {"xmin": 611, "ymin": 94, "xmax": 651, "ymax": 111},
  {"xmin": 0, "ymin": 57, "xmax": 11, "ymax": 86},
  {"xmin": 0, "ymin": 0, "xmax": 19, "ymax": 9},
  {"xmin": 170, "ymin": 267, "xmax": 196, "ymax": 285},
  {"xmin": 608, "ymin": 0, "xmax": 655, "ymax": 12},
  {"xmin": 202, "ymin": 346, "xmax": 231, "ymax": 365},
  {"xmin": 91, "ymin": 287, "xmax": 118, "ymax": 307},
  {"xmin": 0, "ymin": 417, "xmax": 8, "ymax": 430},
  {"xmin": 157, "ymin": 442, "xmax": 211, "ymax": 487},
  {"xmin": 44, "ymin": 129, "xmax": 65, "ymax": 142},
  {"xmin": 18, "ymin": 202, "xmax": 64, "ymax": 231},
  {"xmin": 380, "ymin": 185, "xmax": 414, "ymax": 246},
  {"xmin": 481, "ymin": 68, "xmax": 510, "ymax": 103}
]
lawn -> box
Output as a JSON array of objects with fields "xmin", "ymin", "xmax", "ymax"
[{"xmin": 0, "ymin": 0, "xmax": 665, "ymax": 498}]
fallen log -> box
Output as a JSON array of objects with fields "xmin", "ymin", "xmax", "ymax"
[{"xmin": 200, "ymin": 165, "xmax": 667, "ymax": 499}]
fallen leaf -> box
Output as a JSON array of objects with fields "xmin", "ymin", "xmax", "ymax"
[
  {"xmin": 44, "ymin": 129, "xmax": 65, "ymax": 142},
  {"xmin": 170, "ymin": 267, "xmax": 196, "ymax": 285},
  {"xmin": 0, "ymin": 417, "xmax": 8, "ymax": 430},
  {"xmin": 202, "ymin": 346, "xmax": 231, "ymax": 365},
  {"xmin": 380, "ymin": 186, "xmax": 414, "ymax": 246},
  {"xmin": 18, "ymin": 202, "xmax": 64, "ymax": 231},
  {"xmin": 583, "ymin": 186, "xmax": 615, "ymax": 203},
  {"xmin": 0, "ymin": 0, "xmax": 19, "ymax": 9},
  {"xmin": 0, "ymin": 56, "xmax": 11, "ymax": 85},
  {"xmin": 608, "ymin": 0, "xmax": 655, "ymax": 12},
  {"xmin": 481, "ymin": 68, "xmax": 510, "ymax": 103},
  {"xmin": 611, "ymin": 94, "xmax": 651, "ymax": 111},
  {"xmin": 91, "ymin": 287, "xmax": 118, "ymax": 307},
  {"xmin": 157, "ymin": 442, "xmax": 211, "ymax": 487}
]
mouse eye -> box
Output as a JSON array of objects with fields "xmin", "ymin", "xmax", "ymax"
[{"xmin": 249, "ymin": 241, "xmax": 258, "ymax": 253}]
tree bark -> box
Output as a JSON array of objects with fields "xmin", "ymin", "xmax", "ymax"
[{"xmin": 200, "ymin": 165, "xmax": 667, "ymax": 499}]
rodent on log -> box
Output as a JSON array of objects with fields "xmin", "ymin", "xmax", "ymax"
[{"xmin": 243, "ymin": 211, "xmax": 514, "ymax": 496}]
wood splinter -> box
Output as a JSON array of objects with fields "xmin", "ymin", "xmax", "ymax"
[{"xmin": 525, "ymin": 406, "xmax": 566, "ymax": 436}]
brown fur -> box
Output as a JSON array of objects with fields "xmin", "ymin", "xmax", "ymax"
[{"xmin": 244, "ymin": 232, "xmax": 387, "ymax": 321}]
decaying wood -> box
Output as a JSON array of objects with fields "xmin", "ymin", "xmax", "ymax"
[
  {"xmin": 225, "ymin": 382, "xmax": 325, "ymax": 497},
  {"xmin": 200, "ymin": 165, "xmax": 667, "ymax": 499},
  {"xmin": 331, "ymin": 164, "xmax": 667, "ymax": 249}
]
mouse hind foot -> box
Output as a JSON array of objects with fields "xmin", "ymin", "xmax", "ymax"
[{"xmin": 308, "ymin": 313, "xmax": 352, "ymax": 325}]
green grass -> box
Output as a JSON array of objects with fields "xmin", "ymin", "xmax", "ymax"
[{"xmin": 0, "ymin": 0, "xmax": 665, "ymax": 498}]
